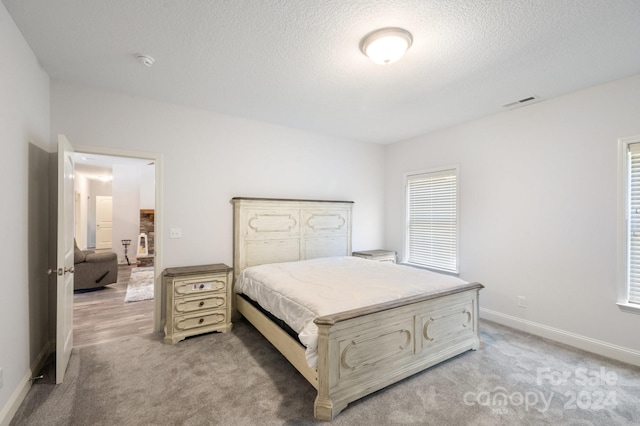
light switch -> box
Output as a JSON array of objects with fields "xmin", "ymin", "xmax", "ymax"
[{"xmin": 170, "ymin": 228, "xmax": 182, "ymax": 239}]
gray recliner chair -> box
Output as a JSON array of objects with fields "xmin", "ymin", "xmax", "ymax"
[{"xmin": 74, "ymin": 240, "xmax": 118, "ymax": 290}]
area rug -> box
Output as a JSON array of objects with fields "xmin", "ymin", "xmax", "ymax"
[{"xmin": 124, "ymin": 267, "xmax": 154, "ymax": 303}]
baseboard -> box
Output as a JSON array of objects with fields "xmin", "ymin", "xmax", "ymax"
[
  {"xmin": 480, "ymin": 308, "xmax": 640, "ymax": 367},
  {"xmin": 0, "ymin": 370, "xmax": 32, "ymax": 426},
  {"xmin": 0, "ymin": 341, "xmax": 51, "ymax": 426}
]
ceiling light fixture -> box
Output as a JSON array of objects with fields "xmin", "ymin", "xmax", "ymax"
[
  {"xmin": 360, "ymin": 27, "xmax": 413, "ymax": 65},
  {"xmin": 136, "ymin": 54, "xmax": 155, "ymax": 67}
]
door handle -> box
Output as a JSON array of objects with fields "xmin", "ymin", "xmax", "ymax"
[{"xmin": 50, "ymin": 266, "xmax": 74, "ymax": 276}]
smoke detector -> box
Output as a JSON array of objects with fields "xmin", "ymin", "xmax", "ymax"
[{"xmin": 136, "ymin": 54, "xmax": 155, "ymax": 67}]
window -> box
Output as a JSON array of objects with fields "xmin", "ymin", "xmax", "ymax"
[
  {"xmin": 621, "ymin": 137, "xmax": 640, "ymax": 310},
  {"xmin": 405, "ymin": 167, "xmax": 458, "ymax": 273}
]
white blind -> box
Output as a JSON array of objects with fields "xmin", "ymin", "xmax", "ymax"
[
  {"xmin": 406, "ymin": 169, "xmax": 458, "ymax": 273},
  {"xmin": 628, "ymin": 144, "xmax": 640, "ymax": 304}
]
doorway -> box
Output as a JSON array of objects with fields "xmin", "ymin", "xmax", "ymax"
[{"xmin": 71, "ymin": 146, "xmax": 163, "ymax": 342}]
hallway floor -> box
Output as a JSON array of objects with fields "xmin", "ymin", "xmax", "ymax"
[{"xmin": 73, "ymin": 265, "xmax": 154, "ymax": 347}]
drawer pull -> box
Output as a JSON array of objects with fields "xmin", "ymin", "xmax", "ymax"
[
  {"xmin": 199, "ymin": 301, "xmax": 205, "ymax": 307},
  {"xmin": 175, "ymin": 280, "xmax": 225, "ymax": 294},
  {"xmin": 198, "ymin": 318, "xmax": 204, "ymax": 324}
]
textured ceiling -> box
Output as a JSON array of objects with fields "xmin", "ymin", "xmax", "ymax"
[{"xmin": 4, "ymin": 0, "xmax": 640, "ymax": 144}]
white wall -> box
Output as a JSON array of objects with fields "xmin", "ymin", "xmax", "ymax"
[
  {"xmin": 74, "ymin": 173, "xmax": 90, "ymax": 248},
  {"xmin": 87, "ymin": 179, "xmax": 112, "ymax": 248},
  {"xmin": 112, "ymin": 164, "xmax": 141, "ymax": 264},
  {"xmin": 51, "ymin": 81, "xmax": 385, "ymax": 269},
  {"xmin": 0, "ymin": 3, "xmax": 50, "ymax": 423},
  {"xmin": 385, "ymin": 74, "xmax": 640, "ymax": 363},
  {"xmin": 79, "ymin": 161, "xmax": 153, "ymax": 256},
  {"xmin": 140, "ymin": 163, "xmax": 155, "ymax": 210}
]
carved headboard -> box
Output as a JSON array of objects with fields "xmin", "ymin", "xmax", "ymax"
[{"xmin": 231, "ymin": 197, "xmax": 353, "ymax": 282}]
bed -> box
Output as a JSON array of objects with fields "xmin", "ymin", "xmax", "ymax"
[{"xmin": 231, "ymin": 197, "xmax": 483, "ymax": 421}]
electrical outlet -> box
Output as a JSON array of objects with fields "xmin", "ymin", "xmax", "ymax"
[
  {"xmin": 0, "ymin": 368, "xmax": 3, "ymax": 389},
  {"xmin": 170, "ymin": 228, "xmax": 182, "ymax": 239},
  {"xmin": 518, "ymin": 296, "xmax": 526, "ymax": 308}
]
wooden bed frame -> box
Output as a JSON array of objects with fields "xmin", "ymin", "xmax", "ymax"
[{"xmin": 232, "ymin": 197, "xmax": 483, "ymax": 421}]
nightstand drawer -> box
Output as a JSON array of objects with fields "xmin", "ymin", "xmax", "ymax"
[
  {"xmin": 175, "ymin": 294, "xmax": 226, "ymax": 313},
  {"xmin": 174, "ymin": 275, "xmax": 226, "ymax": 296},
  {"xmin": 173, "ymin": 309, "xmax": 227, "ymax": 332}
]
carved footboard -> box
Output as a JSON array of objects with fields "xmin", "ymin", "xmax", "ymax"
[{"xmin": 313, "ymin": 283, "xmax": 483, "ymax": 421}]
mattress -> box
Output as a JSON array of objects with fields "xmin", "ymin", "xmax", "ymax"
[{"xmin": 234, "ymin": 256, "xmax": 470, "ymax": 368}]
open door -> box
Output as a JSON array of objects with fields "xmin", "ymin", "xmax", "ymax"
[{"xmin": 56, "ymin": 134, "xmax": 75, "ymax": 383}]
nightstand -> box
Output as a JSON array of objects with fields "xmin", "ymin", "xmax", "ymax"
[
  {"xmin": 163, "ymin": 263, "xmax": 233, "ymax": 344},
  {"xmin": 352, "ymin": 249, "xmax": 397, "ymax": 263}
]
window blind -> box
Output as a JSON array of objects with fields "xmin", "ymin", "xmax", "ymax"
[
  {"xmin": 406, "ymin": 169, "xmax": 458, "ymax": 273},
  {"xmin": 628, "ymin": 144, "xmax": 640, "ymax": 304}
]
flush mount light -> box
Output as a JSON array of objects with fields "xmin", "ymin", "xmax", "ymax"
[
  {"xmin": 360, "ymin": 27, "xmax": 413, "ymax": 65},
  {"xmin": 136, "ymin": 54, "xmax": 155, "ymax": 67}
]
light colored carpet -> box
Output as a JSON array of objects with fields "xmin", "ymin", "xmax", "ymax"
[
  {"xmin": 123, "ymin": 267, "xmax": 154, "ymax": 303},
  {"xmin": 10, "ymin": 320, "xmax": 640, "ymax": 425}
]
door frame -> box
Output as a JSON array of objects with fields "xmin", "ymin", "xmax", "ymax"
[
  {"xmin": 74, "ymin": 145, "xmax": 164, "ymax": 332},
  {"xmin": 74, "ymin": 192, "xmax": 82, "ymax": 246}
]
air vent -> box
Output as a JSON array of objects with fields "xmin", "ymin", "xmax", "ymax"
[{"xmin": 502, "ymin": 95, "xmax": 542, "ymax": 110}]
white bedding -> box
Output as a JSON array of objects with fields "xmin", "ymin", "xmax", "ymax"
[{"xmin": 235, "ymin": 256, "xmax": 469, "ymax": 368}]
